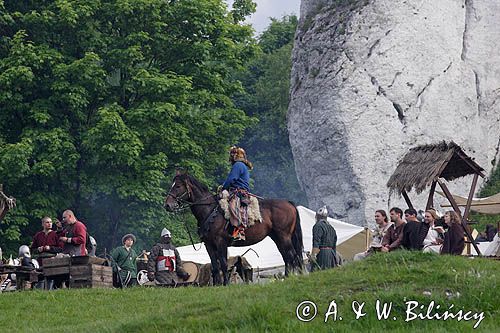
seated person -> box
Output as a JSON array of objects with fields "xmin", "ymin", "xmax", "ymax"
[
  {"xmin": 354, "ymin": 210, "xmax": 392, "ymax": 260},
  {"xmin": 422, "ymin": 209, "xmax": 445, "ymax": 253},
  {"xmin": 441, "ymin": 211, "xmax": 465, "ymax": 255},
  {"xmin": 111, "ymin": 233, "xmax": 138, "ymax": 287},
  {"xmin": 381, "ymin": 207, "xmax": 405, "ymax": 252},
  {"xmin": 147, "ymin": 229, "xmax": 189, "ymax": 285},
  {"xmin": 401, "ymin": 208, "xmax": 429, "ymax": 250}
]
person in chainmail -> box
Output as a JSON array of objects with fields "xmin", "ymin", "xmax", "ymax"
[
  {"xmin": 310, "ymin": 206, "xmax": 338, "ymax": 271},
  {"xmin": 147, "ymin": 228, "xmax": 189, "ymax": 285}
]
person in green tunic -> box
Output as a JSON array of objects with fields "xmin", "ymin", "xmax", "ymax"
[
  {"xmin": 310, "ymin": 206, "xmax": 338, "ymax": 271},
  {"xmin": 111, "ymin": 233, "xmax": 138, "ymax": 287}
]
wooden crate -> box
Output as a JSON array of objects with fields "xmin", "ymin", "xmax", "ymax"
[
  {"xmin": 70, "ymin": 264, "xmax": 112, "ymax": 288},
  {"xmin": 71, "ymin": 256, "xmax": 107, "ymax": 266},
  {"xmin": 43, "ymin": 256, "xmax": 109, "ymax": 277},
  {"xmin": 43, "ymin": 257, "xmax": 71, "ymax": 276}
]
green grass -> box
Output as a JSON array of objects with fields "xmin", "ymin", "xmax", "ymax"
[{"xmin": 0, "ymin": 251, "xmax": 498, "ymax": 332}]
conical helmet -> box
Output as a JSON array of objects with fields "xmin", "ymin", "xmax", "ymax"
[{"xmin": 161, "ymin": 228, "xmax": 171, "ymax": 237}]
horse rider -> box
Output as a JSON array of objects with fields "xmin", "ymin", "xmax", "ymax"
[
  {"xmin": 310, "ymin": 206, "xmax": 338, "ymax": 271},
  {"xmin": 220, "ymin": 146, "xmax": 253, "ymax": 240},
  {"xmin": 111, "ymin": 233, "xmax": 138, "ymax": 287},
  {"xmin": 147, "ymin": 228, "xmax": 190, "ymax": 285}
]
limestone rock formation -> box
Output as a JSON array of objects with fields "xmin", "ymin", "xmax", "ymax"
[{"xmin": 288, "ymin": 0, "xmax": 500, "ymax": 226}]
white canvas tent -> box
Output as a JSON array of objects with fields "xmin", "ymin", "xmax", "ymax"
[
  {"xmin": 177, "ymin": 206, "xmax": 367, "ymax": 269},
  {"xmin": 470, "ymin": 235, "xmax": 500, "ymax": 256}
]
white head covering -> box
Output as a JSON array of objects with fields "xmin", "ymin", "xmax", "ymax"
[{"xmin": 161, "ymin": 228, "xmax": 171, "ymax": 237}]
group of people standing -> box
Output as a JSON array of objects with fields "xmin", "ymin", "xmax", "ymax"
[
  {"xmin": 354, "ymin": 207, "xmax": 465, "ymax": 261},
  {"xmin": 31, "ymin": 210, "xmax": 88, "ymax": 266},
  {"xmin": 27, "ymin": 209, "xmax": 190, "ymax": 288}
]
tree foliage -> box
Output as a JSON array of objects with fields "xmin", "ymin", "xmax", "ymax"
[
  {"xmin": 235, "ymin": 15, "xmax": 307, "ymax": 204},
  {"xmin": 0, "ymin": 0, "xmax": 257, "ymax": 253}
]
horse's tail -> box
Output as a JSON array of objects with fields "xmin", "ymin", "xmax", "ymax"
[{"xmin": 290, "ymin": 202, "xmax": 304, "ymax": 271}]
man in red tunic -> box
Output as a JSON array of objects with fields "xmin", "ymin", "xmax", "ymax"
[
  {"xmin": 31, "ymin": 216, "xmax": 62, "ymax": 266},
  {"xmin": 59, "ymin": 210, "xmax": 87, "ymax": 256}
]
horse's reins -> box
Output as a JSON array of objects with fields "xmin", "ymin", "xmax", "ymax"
[
  {"xmin": 166, "ymin": 189, "xmax": 214, "ymax": 212},
  {"xmin": 167, "ymin": 179, "xmax": 218, "ymax": 251}
]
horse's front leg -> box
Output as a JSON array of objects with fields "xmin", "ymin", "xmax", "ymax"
[
  {"xmin": 206, "ymin": 244, "xmax": 222, "ymax": 285},
  {"xmin": 218, "ymin": 245, "xmax": 229, "ymax": 286},
  {"xmin": 211, "ymin": 261, "xmax": 221, "ymax": 285}
]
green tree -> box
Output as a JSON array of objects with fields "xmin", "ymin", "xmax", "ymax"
[
  {"xmin": 0, "ymin": 0, "xmax": 257, "ymax": 253},
  {"xmin": 234, "ymin": 15, "xmax": 307, "ymax": 204}
]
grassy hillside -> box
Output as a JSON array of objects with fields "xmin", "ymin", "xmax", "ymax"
[{"xmin": 0, "ymin": 251, "xmax": 498, "ymax": 332}]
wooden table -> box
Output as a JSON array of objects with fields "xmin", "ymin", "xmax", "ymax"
[{"xmin": 0, "ymin": 265, "xmax": 43, "ymax": 290}]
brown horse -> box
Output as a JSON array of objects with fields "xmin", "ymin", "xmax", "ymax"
[{"xmin": 164, "ymin": 172, "xmax": 303, "ymax": 285}]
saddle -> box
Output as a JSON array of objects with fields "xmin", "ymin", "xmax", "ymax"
[{"xmin": 219, "ymin": 190, "xmax": 262, "ymax": 230}]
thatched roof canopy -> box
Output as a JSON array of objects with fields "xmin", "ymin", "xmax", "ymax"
[{"xmin": 387, "ymin": 141, "xmax": 485, "ymax": 195}]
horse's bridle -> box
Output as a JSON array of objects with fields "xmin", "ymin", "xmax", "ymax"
[
  {"xmin": 166, "ymin": 177, "xmax": 219, "ymax": 251},
  {"xmin": 166, "ymin": 183, "xmax": 192, "ymax": 212},
  {"xmin": 166, "ymin": 178, "xmax": 215, "ymax": 212}
]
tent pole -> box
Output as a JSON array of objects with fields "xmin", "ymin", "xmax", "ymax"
[
  {"xmin": 401, "ymin": 190, "xmax": 414, "ymax": 210},
  {"xmin": 426, "ymin": 181, "xmax": 437, "ymax": 210},
  {"xmin": 438, "ymin": 179, "xmax": 481, "ymax": 256}
]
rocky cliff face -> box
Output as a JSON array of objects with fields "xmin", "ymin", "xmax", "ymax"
[{"xmin": 288, "ymin": 0, "xmax": 500, "ymax": 225}]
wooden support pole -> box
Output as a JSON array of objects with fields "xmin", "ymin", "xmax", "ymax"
[
  {"xmin": 437, "ymin": 180, "xmax": 462, "ymax": 216},
  {"xmin": 426, "ymin": 181, "xmax": 437, "ymax": 210},
  {"xmin": 401, "ymin": 190, "xmax": 414, "ymax": 210},
  {"xmin": 438, "ymin": 179, "xmax": 481, "ymax": 256},
  {"xmin": 463, "ymin": 174, "xmax": 479, "ymax": 256},
  {"xmin": 463, "ymin": 174, "xmax": 479, "ymax": 222}
]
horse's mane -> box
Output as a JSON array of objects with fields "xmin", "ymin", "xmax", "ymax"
[{"xmin": 177, "ymin": 174, "xmax": 210, "ymax": 193}]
